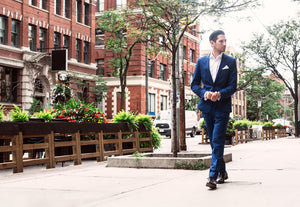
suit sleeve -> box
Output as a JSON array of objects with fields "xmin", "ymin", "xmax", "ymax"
[
  {"xmin": 191, "ymin": 58, "xmax": 207, "ymax": 99},
  {"xmin": 219, "ymin": 58, "xmax": 237, "ymax": 99}
]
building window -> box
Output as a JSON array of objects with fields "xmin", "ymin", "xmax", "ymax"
[
  {"xmin": 76, "ymin": 39, "xmax": 82, "ymax": 62},
  {"xmin": 39, "ymin": 0, "xmax": 47, "ymax": 10},
  {"xmin": 95, "ymin": 29, "xmax": 104, "ymax": 46},
  {"xmin": 183, "ymin": 71, "xmax": 186, "ymax": 86},
  {"xmin": 116, "ymin": 0, "xmax": 127, "ymax": 9},
  {"xmin": 77, "ymin": 80, "xmax": 89, "ymax": 102},
  {"xmin": 34, "ymin": 78, "xmax": 44, "ymax": 93},
  {"xmin": 54, "ymin": 32, "xmax": 61, "ymax": 49},
  {"xmin": 84, "ymin": 3, "xmax": 90, "ymax": 25},
  {"xmin": 77, "ymin": 0, "xmax": 82, "ymax": 23},
  {"xmin": 148, "ymin": 60, "xmax": 154, "ymax": 78},
  {"xmin": 160, "ymin": 64, "xmax": 166, "ymax": 81},
  {"xmin": 190, "ymin": 49, "xmax": 195, "ymax": 63},
  {"xmin": 160, "ymin": 95, "xmax": 167, "ymax": 111},
  {"xmin": 183, "ymin": 46, "xmax": 186, "ymax": 60},
  {"xmin": 0, "ymin": 16, "xmax": 7, "ymax": 45},
  {"xmin": 64, "ymin": 0, "xmax": 71, "ymax": 18},
  {"xmin": 55, "ymin": 0, "xmax": 61, "ymax": 15},
  {"xmin": 0, "ymin": 66, "xmax": 18, "ymax": 103},
  {"xmin": 11, "ymin": 20, "xmax": 20, "ymax": 48},
  {"xmin": 96, "ymin": 59, "xmax": 104, "ymax": 75},
  {"xmin": 29, "ymin": 0, "xmax": 37, "ymax": 6},
  {"xmin": 148, "ymin": 93, "xmax": 155, "ymax": 115},
  {"xmin": 39, "ymin": 28, "xmax": 47, "ymax": 52},
  {"xmin": 83, "ymin": 41, "xmax": 89, "ymax": 64},
  {"xmin": 63, "ymin": 35, "xmax": 70, "ymax": 58},
  {"xmin": 28, "ymin": 24, "xmax": 36, "ymax": 51},
  {"xmin": 98, "ymin": 0, "xmax": 104, "ymax": 12},
  {"xmin": 159, "ymin": 35, "xmax": 166, "ymax": 51}
]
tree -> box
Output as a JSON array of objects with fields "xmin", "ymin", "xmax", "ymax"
[
  {"xmin": 238, "ymin": 68, "xmax": 285, "ymax": 121},
  {"xmin": 97, "ymin": 10, "xmax": 156, "ymax": 111},
  {"xmin": 243, "ymin": 19, "xmax": 300, "ymax": 136},
  {"xmin": 131, "ymin": 0, "xmax": 259, "ymax": 156}
]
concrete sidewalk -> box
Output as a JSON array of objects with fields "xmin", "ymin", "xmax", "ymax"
[{"xmin": 1, "ymin": 137, "xmax": 300, "ymax": 207}]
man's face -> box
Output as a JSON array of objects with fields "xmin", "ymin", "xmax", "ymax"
[{"xmin": 211, "ymin": 34, "xmax": 226, "ymax": 54}]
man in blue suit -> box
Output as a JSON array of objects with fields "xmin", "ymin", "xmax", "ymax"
[{"xmin": 191, "ymin": 30, "xmax": 237, "ymax": 189}]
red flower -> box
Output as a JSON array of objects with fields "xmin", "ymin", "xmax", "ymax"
[
  {"xmin": 85, "ymin": 108, "xmax": 89, "ymax": 112},
  {"xmin": 61, "ymin": 110, "xmax": 65, "ymax": 113},
  {"xmin": 58, "ymin": 114, "xmax": 63, "ymax": 118},
  {"xmin": 95, "ymin": 114, "xmax": 99, "ymax": 118}
]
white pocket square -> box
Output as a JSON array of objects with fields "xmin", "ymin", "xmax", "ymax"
[{"xmin": 222, "ymin": 65, "xmax": 229, "ymax": 70}]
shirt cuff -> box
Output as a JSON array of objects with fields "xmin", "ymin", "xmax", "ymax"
[
  {"xmin": 217, "ymin": 92, "xmax": 221, "ymax": 101},
  {"xmin": 204, "ymin": 92, "xmax": 209, "ymax": 101}
]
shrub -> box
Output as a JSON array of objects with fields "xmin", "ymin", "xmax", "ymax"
[
  {"xmin": 53, "ymin": 98, "xmax": 108, "ymax": 123},
  {"xmin": 31, "ymin": 110, "xmax": 55, "ymax": 122},
  {"xmin": 226, "ymin": 117, "xmax": 235, "ymax": 138},
  {"xmin": 0, "ymin": 105, "xmax": 3, "ymax": 122},
  {"xmin": 136, "ymin": 114, "xmax": 152, "ymax": 130},
  {"xmin": 113, "ymin": 112, "xmax": 161, "ymax": 150},
  {"xmin": 233, "ymin": 120, "xmax": 249, "ymax": 130},
  {"xmin": 149, "ymin": 126, "xmax": 161, "ymax": 150},
  {"xmin": 9, "ymin": 105, "xmax": 29, "ymax": 122},
  {"xmin": 275, "ymin": 123, "xmax": 283, "ymax": 128},
  {"xmin": 113, "ymin": 110, "xmax": 137, "ymax": 131},
  {"xmin": 263, "ymin": 122, "xmax": 274, "ymax": 127}
]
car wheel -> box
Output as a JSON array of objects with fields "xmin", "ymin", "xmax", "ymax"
[{"xmin": 190, "ymin": 128, "xmax": 195, "ymax": 137}]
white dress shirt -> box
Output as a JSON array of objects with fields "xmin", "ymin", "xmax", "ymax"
[
  {"xmin": 204, "ymin": 53, "xmax": 223, "ymax": 101},
  {"xmin": 209, "ymin": 53, "xmax": 222, "ymax": 82}
]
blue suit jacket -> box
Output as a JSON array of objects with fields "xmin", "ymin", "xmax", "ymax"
[{"xmin": 191, "ymin": 53, "xmax": 237, "ymax": 114}]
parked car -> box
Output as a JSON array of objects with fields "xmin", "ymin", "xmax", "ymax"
[
  {"xmin": 196, "ymin": 118, "xmax": 204, "ymax": 135},
  {"xmin": 272, "ymin": 119, "xmax": 295, "ymax": 136},
  {"xmin": 153, "ymin": 110, "xmax": 198, "ymax": 137}
]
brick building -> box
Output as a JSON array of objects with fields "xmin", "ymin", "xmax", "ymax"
[
  {"xmin": 0, "ymin": 0, "xmax": 201, "ymax": 120},
  {"xmin": 95, "ymin": 0, "xmax": 201, "ymax": 119},
  {"xmin": 0, "ymin": 0, "xmax": 97, "ymax": 112}
]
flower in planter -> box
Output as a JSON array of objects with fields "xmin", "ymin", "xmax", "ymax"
[{"xmin": 53, "ymin": 98, "xmax": 108, "ymax": 123}]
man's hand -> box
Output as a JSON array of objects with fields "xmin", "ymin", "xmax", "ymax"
[{"xmin": 209, "ymin": 92, "xmax": 220, "ymax": 102}]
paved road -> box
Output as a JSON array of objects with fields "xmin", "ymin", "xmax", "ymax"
[{"xmin": 1, "ymin": 136, "xmax": 300, "ymax": 207}]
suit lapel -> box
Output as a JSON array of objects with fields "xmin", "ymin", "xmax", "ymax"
[
  {"xmin": 204, "ymin": 55, "xmax": 214, "ymax": 84},
  {"xmin": 214, "ymin": 54, "xmax": 226, "ymax": 84}
]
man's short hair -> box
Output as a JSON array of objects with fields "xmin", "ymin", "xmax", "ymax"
[{"xmin": 209, "ymin": 30, "xmax": 225, "ymax": 42}]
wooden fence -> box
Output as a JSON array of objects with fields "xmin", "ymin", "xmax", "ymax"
[{"xmin": 0, "ymin": 122, "xmax": 152, "ymax": 173}]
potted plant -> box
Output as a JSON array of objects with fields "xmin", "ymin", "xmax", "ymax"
[
  {"xmin": 263, "ymin": 122, "xmax": 274, "ymax": 130},
  {"xmin": 136, "ymin": 114, "xmax": 161, "ymax": 150},
  {"xmin": 9, "ymin": 105, "xmax": 29, "ymax": 122},
  {"xmin": 0, "ymin": 105, "xmax": 4, "ymax": 122},
  {"xmin": 30, "ymin": 110, "xmax": 55, "ymax": 122},
  {"xmin": 226, "ymin": 117, "xmax": 235, "ymax": 145}
]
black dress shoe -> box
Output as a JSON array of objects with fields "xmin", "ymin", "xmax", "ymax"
[
  {"xmin": 216, "ymin": 171, "xmax": 228, "ymax": 184},
  {"xmin": 206, "ymin": 177, "xmax": 217, "ymax": 189}
]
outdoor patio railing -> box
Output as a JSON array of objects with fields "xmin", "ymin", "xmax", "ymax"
[{"xmin": 0, "ymin": 122, "xmax": 152, "ymax": 173}]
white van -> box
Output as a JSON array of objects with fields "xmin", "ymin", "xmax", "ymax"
[{"xmin": 153, "ymin": 110, "xmax": 198, "ymax": 137}]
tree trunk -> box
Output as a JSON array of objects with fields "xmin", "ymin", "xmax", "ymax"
[
  {"xmin": 294, "ymin": 76, "xmax": 298, "ymax": 137},
  {"xmin": 171, "ymin": 49, "xmax": 178, "ymax": 157},
  {"xmin": 179, "ymin": 47, "xmax": 186, "ymax": 151}
]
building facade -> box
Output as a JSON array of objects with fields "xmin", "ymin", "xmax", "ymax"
[
  {"xmin": 0, "ymin": 0, "xmax": 97, "ymax": 113},
  {"xmin": 95, "ymin": 0, "xmax": 201, "ymax": 119}
]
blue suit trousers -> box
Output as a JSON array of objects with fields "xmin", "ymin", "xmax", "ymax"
[{"xmin": 202, "ymin": 105, "xmax": 229, "ymax": 179}]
